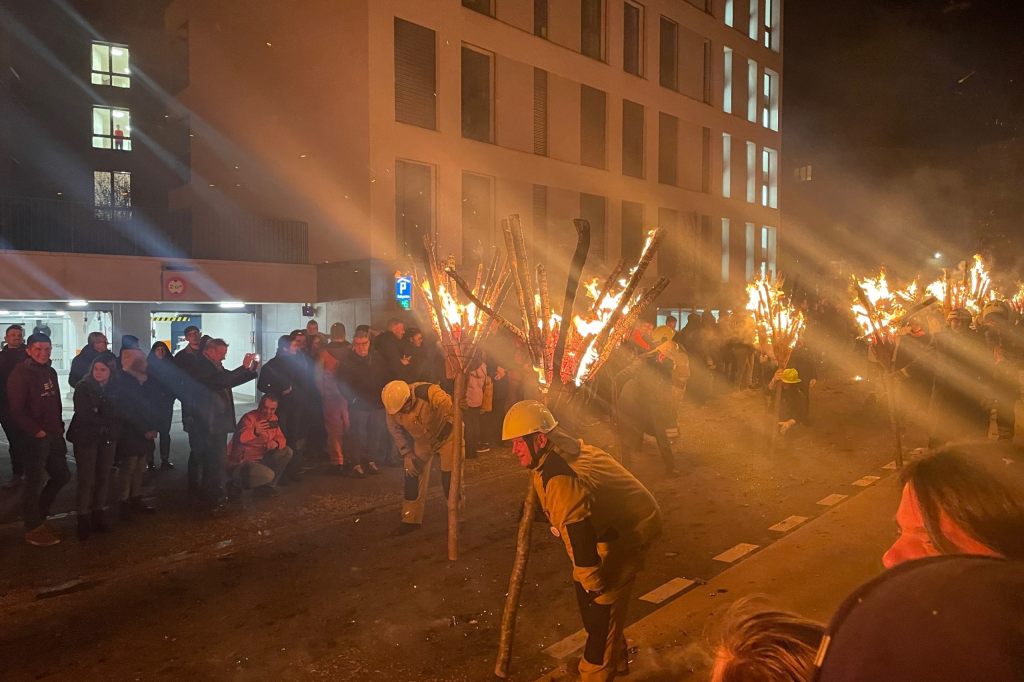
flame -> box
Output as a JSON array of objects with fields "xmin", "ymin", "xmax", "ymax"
[
  {"xmin": 420, "ymin": 280, "xmax": 477, "ymax": 332},
  {"xmin": 745, "ymin": 273, "xmax": 805, "ymax": 357},
  {"xmin": 850, "ymin": 270, "xmax": 906, "ymax": 340},
  {"xmin": 1012, "ymin": 283, "xmax": 1024, "ymax": 314},
  {"xmin": 926, "ymin": 276, "xmax": 946, "ymax": 302},
  {"xmin": 569, "ymin": 277, "xmax": 631, "ymax": 386}
]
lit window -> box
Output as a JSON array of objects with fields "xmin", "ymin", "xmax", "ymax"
[
  {"xmin": 724, "ymin": 0, "xmax": 734, "ymax": 27},
  {"xmin": 746, "ymin": 141, "xmax": 756, "ymax": 203},
  {"xmin": 761, "ymin": 148, "xmax": 778, "ymax": 208},
  {"xmin": 721, "ymin": 218, "xmax": 730, "ymax": 283},
  {"xmin": 763, "ymin": 69, "xmax": 779, "ymax": 131},
  {"xmin": 93, "ymin": 107, "xmax": 132, "ymax": 151},
  {"xmin": 795, "ymin": 164, "xmax": 813, "ymax": 182},
  {"xmin": 745, "ymin": 222, "xmax": 755, "ymax": 279},
  {"xmin": 94, "ymin": 170, "xmax": 131, "ymax": 220},
  {"xmin": 722, "ymin": 47, "xmax": 733, "ymax": 113},
  {"xmin": 721, "ymin": 133, "xmax": 731, "ymax": 198},
  {"xmin": 91, "ymin": 42, "xmax": 130, "ymax": 88},
  {"xmin": 747, "ymin": 59, "xmax": 757, "ymax": 123},
  {"xmin": 748, "ymin": 0, "xmax": 759, "ymax": 41},
  {"xmin": 764, "ymin": 0, "xmax": 776, "ymax": 50}
]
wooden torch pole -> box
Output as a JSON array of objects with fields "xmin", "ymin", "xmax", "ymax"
[{"xmin": 448, "ymin": 370, "xmax": 467, "ymax": 561}]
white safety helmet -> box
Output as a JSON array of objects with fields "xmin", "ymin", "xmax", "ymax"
[
  {"xmin": 382, "ymin": 380, "xmax": 412, "ymax": 415},
  {"xmin": 502, "ymin": 400, "xmax": 559, "ymax": 441}
]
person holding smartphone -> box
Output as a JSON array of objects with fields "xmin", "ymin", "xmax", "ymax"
[{"xmin": 226, "ymin": 394, "xmax": 292, "ymax": 497}]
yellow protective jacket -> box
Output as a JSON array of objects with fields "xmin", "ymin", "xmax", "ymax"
[
  {"xmin": 386, "ymin": 382, "xmax": 454, "ymax": 463},
  {"xmin": 532, "ymin": 439, "xmax": 662, "ymax": 603}
]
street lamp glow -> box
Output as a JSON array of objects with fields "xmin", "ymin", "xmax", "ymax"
[
  {"xmin": 219, "ymin": 301, "xmax": 245, "ymax": 309},
  {"xmin": 68, "ymin": 300, "xmax": 88, "ymax": 307},
  {"xmin": 933, "ymin": 251, "xmax": 942, "ymax": 259}
]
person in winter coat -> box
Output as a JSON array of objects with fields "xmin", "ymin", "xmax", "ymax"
[
  {"xmin": 227, "ymin": 395, "xmax": 293, "ymax": 497},
  {"xmin": 174, "ymin": 325, "xmax": 203, "ymax": 493},
  {"xmin": 463, "ymin": 358, "xmax": 489, "ymax": 458},
  {"xmin": 338, "ymin": 331, "xmax": 386, "ymax": 477},
  {"xmin": 615, "ymin": 353, "xmax": 678, "ymax": 476},
  {"xmin": 66, "ymin": 356, "xmax": 121, "ymax": 539},
  {"xmin": 7, "ymin": 333, "xmax": 72, "ymax": 546},
  {"xmin": 113, "ymin": 348, "xmax": 160, "ymax": 520},
  {"xmin": 188, "ymin": 339, "xmax": 259, "ymax": 510},
  {"xmin": 0, "ymin": 324, "xmax": 27, "ymax": 486},
  {"xmin": 503, "ymin": 400, "xmax": 662, "ymax": 681},
  {"xmin": 68, "ymin": 332, "xmax": 115, "ymax": 389},
  {"xmin": 258, "ymin": 335, "xmax": 314, "ymax": 482},
  {"xmin": 145, "ymin": 342, "xmax": 178, "ymax": 471}
]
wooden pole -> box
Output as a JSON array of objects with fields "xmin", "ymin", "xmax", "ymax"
[
  {"xmin": 494, "ymin": 219, "xmax": 591, "ymax": 680},
  {"xmin": 448, "ymin": 371, "xmax": 467, "ymax": 561},
  {"xmin": 494, "ymin": 481, "xmax": 539, "ymax": 678}
]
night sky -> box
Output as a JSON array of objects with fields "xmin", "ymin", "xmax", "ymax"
[{"xmin": 785, "ymin": 0, "xmax": 1024, "ymax": 155}]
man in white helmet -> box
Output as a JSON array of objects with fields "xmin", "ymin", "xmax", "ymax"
[
  {"xmin": 382, "ymin": 379, "xmax": 458, "ymax": 534},
  {"xmin": 503, "ymin": 400, "xmax": 662, "ymax": 681}
]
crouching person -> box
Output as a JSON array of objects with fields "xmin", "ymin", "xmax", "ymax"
[{"xmin": 226, "ymin": 395, "xmax": 292, "ymax": 498}]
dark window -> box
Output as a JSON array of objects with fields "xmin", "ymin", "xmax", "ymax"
[
  {"xmin": 581, "ymin": 0, "xmax": 604, "ymax": 59},
  {"xmin": 702, "ymin": 39, "xmax": 712, "ymax": 103},
  {"xmin": 621, "ymin": 200, "xmax": 644, "ymax": 262},
  {"xmin": 658, "ymin": 112, "xmax": 678, "ymax": 185},
  {"xmin": 580, "ymin": 193, "xmax": 607, "ymax": 261},
  {"xmin": 580, "ymin": 84, "xmax": 607, "ymax": 168},
  {"xmin": 461, "ymin": 46, "xmax": 493, "ymax": 143},
  {"xmin": 462, "ymin": 172, "xmax": 494, "ymax": 260},
  {"xmin": 395, "ymin": 160, "xmax": 434, "ymax": 256},
  {"xmin": 659, "ymin": 17, "xmax": 678, "ymax": 89},
  {"xmin": 534, "ymin": 68, "xmax": 548, "ymax": 156},
  {"xmin": 394, "ymin": 19, "xmax": 437, "ymax": 130},
  {"xmin": 657, "ymin": 207, "xmax": 679, "ymax": 274},
  {"xmin": 462, "ymin": 0, "xmax": 493, "ymax": 16},
  {"xmin": 623, "ymin": 2, "xmax": 642, "ymax": 76},
  {"xmin": 622, "ymin": 99, "xmax": 644, "ymax": 178},
  {"xmin": 534, "ymin": 0, "xmax": 549, "ymax": 37}
]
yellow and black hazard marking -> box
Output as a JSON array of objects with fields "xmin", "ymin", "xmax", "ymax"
[{"xmin": 152, "ymin": 315, "xmax": 194, "ymax": 323}]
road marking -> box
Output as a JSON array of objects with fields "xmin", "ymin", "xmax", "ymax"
[
  {"xmin": 817, "ymin": 493, "xmax": 847, "ymax": 506},
  {"xmin": 544, "ymin": 629, "xmax": 588, "ymax": 659},
  {"xmin": 769, "ymin": 515, "xmax": 808, "ymax": 533},
  {"xmin": 882, "ymin": 461, "xmax": 898, "ymax": 470},
  {"xmin": 639, "ymin": 577, "xmax": 696, "ymax": 604},
  {"xmin": 851, "ymin": 475, "xmax": 880, "ymax": 487},
  {"xmin": 714, "ymin": 543, "xmax": 759, "ymax": 563}
]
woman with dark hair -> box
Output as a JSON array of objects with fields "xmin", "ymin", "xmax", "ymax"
[
  {"xmin": 146, "ymin": 341, "xmax": 178, "ymax": 470},
  {"xmin": 883, "ymin": 447, "xmax": 1024, "ymax": 567},
  {"xmin": 66, "ymin": 356, "xmax": 121, "ymax": 539}
]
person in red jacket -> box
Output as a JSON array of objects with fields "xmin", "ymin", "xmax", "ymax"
[
  {"xmin": 227, "ymin": 395, "xmax": 292, "ymax": 497},
  {"xmin": 7, "ymin": 333, "xmax": 71, "ymax": 546}
]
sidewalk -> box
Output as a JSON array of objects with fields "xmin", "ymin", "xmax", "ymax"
[{"xmin": 536, "ymin": 474, "xmax": 900, "ymax": 681}]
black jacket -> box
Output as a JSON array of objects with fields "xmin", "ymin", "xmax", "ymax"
[
  {"xmin": 68, "ymin": 345, "xmax": 116, "ymax": 388},
  {"xmin": 145, "ymin": 356, "xmax": 179, "ymax": 432},
  {"xmin": 7, "ymin": 358, "xmax": 63, "ymax": 436},
  {"xmin": 372, "ymin": 332, "xmax": 406, "ymax": 382},
  {"xmin": 67, "ymin": 379, "xmax": 122, "ymax": 447},
  {"xmin": 0, "ymin": 344, "xmax": 26, "ymax": 413},
  {"xmin": 189, "ymin": 356, "xmax": 257, "ymax": 435},
  {"xmin": 258, "ymin": 353, "xmax": 315, "ymax": 439},
  {"xmin": 113, "ymin": 372, "xmax": 162, "ymax": 454},
  {"xmin": 339, "ymin": 352, "xmax": 387, "ymax": 411}
]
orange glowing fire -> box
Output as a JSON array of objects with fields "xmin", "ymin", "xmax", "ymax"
[
  {"xmin": 745, "ymin": 273, "xmax": 805, "ymax": 364},
  {"xmin": 851, "ymin": 270, "xmax": 906, "ymax": 341}
]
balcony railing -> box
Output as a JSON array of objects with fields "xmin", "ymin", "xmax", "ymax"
[{"xmin": 0, "ymin": 195, "xmax": 308, "ymax": 265}]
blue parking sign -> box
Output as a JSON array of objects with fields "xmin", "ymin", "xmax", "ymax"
[{"xmin": 395, "ymin": 275, "xmax": 413, "ymax": 310}]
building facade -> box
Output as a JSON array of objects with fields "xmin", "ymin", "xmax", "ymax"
[
  {"xmin": 168, "ymin": 0, "xmax": 782, "ymax": 324},
  {"xmin": 0, "ymin": 1, "xmax": 316, "ymax": 395}
]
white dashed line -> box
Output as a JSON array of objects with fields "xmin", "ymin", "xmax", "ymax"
[
  {"xmin": 817, "ymin": 493, "xmax": 848, "ymax": 506},
  {"xmin": 544, "ymin": 629, "xmax": 587, "ymax": 659},
  {"xmin": 714, "ymin": 543, "xmax": 759, "ymax": 563},
  {"xmin": 639, "ymin": 577, "xmax": 696, "ymax": 604},
  {"xmin": 851, "ymin": 475, "xmax": 880, "ymax": 487},
  {"xmin": 769, "ymin": 515, "xmax": 808, "ymax": 533}
]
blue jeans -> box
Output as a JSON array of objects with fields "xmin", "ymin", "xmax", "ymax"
[{"xmin": 23, "ymin": 433, "xmax": 71, "ymax": 530}]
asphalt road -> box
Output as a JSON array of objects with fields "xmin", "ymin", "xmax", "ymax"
[{"xmin": 0, "ymin": 377, "xmax": 905, "ymax": 681}]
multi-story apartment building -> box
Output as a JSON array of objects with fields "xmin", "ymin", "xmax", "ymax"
[
  {"xmin": 168, "ymin": 0, "xmax": 782, "ymax": 325},
  {"xmin": 0, "ymin": 1, "xmax": 315, "ymax": 394}
]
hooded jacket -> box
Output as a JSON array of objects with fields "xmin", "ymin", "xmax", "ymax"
[
  {"xmin": 69, "ymin": 344, "xmax": 116, "ymax": 388},
  {"xmin": 67, "ymin": 376, "xmax": 121, "ymax": 446},
  {"xmin": 532, "ymin": 437, "xmax": 662, "ymax": 602},
  {"xmin": 0, "ymin": 344, "xmax": 27, "ymax": 414},
  {"xmin": 7, "ymin": 357, "xmax": 63, "ymax": 436}
]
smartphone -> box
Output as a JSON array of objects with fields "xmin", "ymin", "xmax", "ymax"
[
  {"xmin": 267, "ymin": 419, "xmax": 279, "ymax": 429},
  {"xmin": 253, "ymin": 353, "xmax": 261, "ymax": 363}
]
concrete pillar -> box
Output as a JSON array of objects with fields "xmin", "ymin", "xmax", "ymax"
[{"xmin": 111, "ymin": 303, "xmax": 152, "ymax": 353}]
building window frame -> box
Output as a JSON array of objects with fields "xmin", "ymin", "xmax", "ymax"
[
  {"xmin": 658, "ymin": 16, "xmax": 679, "ymax": 90},
  {"xmin": 92, "ymin": 106, "xmax": 132, "ymax": 151},
  {"xmin": 93, "ymin": 170, "xmax": 132, "ymax": 221},
  {"xmin": 91, "ymin": 41, "xmax": 130, "ymax": 88},
  {"xmin": 461, "ymin": 44, "xmax": 495, "ymax": 144},
  {"xmin": 581, "ymin": 0, "xmax": 606, "ymax": 61},
  {"xmin": 623, "ymin": 1, "xmax": 644, "ymax": 77},
  {"xmin": 621, "ymin": 99, "xmax": 645, "ymax": 178}
]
